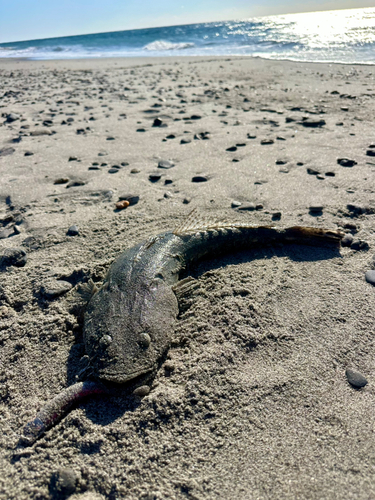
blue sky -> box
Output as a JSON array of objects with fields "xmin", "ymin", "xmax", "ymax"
[{"xmin": 1, "ymin": 0, "xmax": 374, "ymax": 43}]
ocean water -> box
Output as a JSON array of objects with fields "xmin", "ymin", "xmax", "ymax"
[{"xmin": 0, "ymin": 7, "xmax": 374, "ymax": 64}]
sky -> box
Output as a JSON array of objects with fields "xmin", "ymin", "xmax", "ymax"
[{"xmin": 1, "ymin": 0, "xmax": 374, "ymax": 43}]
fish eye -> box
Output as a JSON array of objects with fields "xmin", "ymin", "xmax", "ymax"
[{"xmin": 138, "ymin": 333, "xmax": 151, "ymax": 348}]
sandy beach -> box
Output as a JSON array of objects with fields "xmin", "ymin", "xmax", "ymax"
[{"xmin": 1, "ymin": 55, "xmax": 375, "ymax": 499}]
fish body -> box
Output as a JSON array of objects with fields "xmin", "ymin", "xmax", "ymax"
[
  {"xmin": 83, "ymin": 218, "xmax": 343, "ymax": 384},
  {"xmin": 21, "ymin": 213, "xmax": 343, "ymax": 445}
]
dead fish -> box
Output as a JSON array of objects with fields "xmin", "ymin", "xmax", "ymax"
[{"xmin": 21, "ymin": 210, "xmax": 343, "ymax": 445}]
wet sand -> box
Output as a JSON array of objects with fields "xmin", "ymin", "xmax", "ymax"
[{"xmin": 1, "ymin": 55, "xmax": 375, "ymax": 499}]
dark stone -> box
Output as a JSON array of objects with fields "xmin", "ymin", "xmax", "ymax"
[
  {"xmin": 226, "ymin": 146, "xmax": 237, "ymax": 152},
  {"xmin": 272, "ymin": 212, "xmax": 282, "ymax": 221},
  {"xmin": 275, "ymin": 159, "xmax": 287, "ymax": 165},
  {"xmin": 106, "ymin": 136, "xmax": 115, "ymax": 140},
  {"xmin": 298, "ymin": 119, "xmax": 326, "ymax": 127},
  {"xmin": 164, "ymin": 178, "xmax": 173, "ymax": 185},
  {"xmin": 5, "ymin": 113, "xmax": 20, "ymax": 123},
  {"xmin": 307, "ymin": 167, "xmax": 320, "ymax": 175},
  {"xmin": 136, "ymin": 128, "xmax": 146, "ymax": 132},
  {"xmin": 351, "ymin": 239, "xmax": 369, "ymax": 251},
  {"xmin": 180, "ymin": 138, "xmax": 191, "ymax": 144},
  {"xmin": 247, "ymin": 134, "xmax": 256, "ymax": 139},
  {"xmin": 341, "ymin": 234, "xmax": 354, "ymax": 247},
  {"xmin": 166, "ymin": 134, "xmax": 175, "ymax": 139},
  {"xmin": 54, "ymin": 178, "xmax": 69, "ymax": 185},
  {"xmin": 76, "ymin": 129, "xmax": 85, "ymax": 134},
  {"xmin": 0, "ymin": 248, "xmax": 27, "ymax": 268},
  {"xmin": 346, "ymin": 369, "xmax": 368, "ymax": 388},
  {"xmin": 285, "ymin": 117, "xmax": 296, "ymax": 123},
  {"xmin": 190, "ymin": 115, "xmax": 201, "ymax": 120},
  {"xmin": 11, "ymin": 136, "xmax": 22, "ymax": 143},
  {"xmin": 41, "ymin": 280, "xmax": 73, "ymax": 299},
  {"xmin": 24, "ymin": 151, "xmax": 33, "ymax": 156},
  {"xmin": 149, "ymin": 172, "xmax": 162, "ymax": 182},
  {"xmin": 43, "ymin": 120, "xmax": 53, "ymax": 127},
  {"xmin": 118, "ymin": 194, "xmax": 139, "ymax": 205},
  {"xmin": 337, "ymin": 158, "xmax": 357, "ymax": 167},
  {"xmin": 68, "ymin": 156, "xmax": 78, "ymax": 162},
  {"xmin": 158, "ymin": 159, "xmax": 175, "ymax": 169},
  {"xmin": 194, "ymin": 132, "xmax": 210, "ymax": 140},
  {"xmin": 66, "ymin": 180, "xmax": 85, "ymax": 188},
  {"xmin": 365, "ymin": 270, "xmax": 375, "ymax": 285},
  {"xmin": 152, "ymin": 118, "xmax": 163, "ymax": 127},
  {"xmin": 309, "ymin": 206, "xmax": 324, "ymax": 214},
  {"xmin": 191, "ymin": 176, "xmax": 208, "ymax": 183},
  {"xmin": 108, "ymin": 168, "xmax": 119, "ymax": 173},
  {"xmin": 238, "ymin": 203, "xmax": 256, "ymax": 211},
  {"xmin": 67, "ymin": 225, "xmax": 79, "ymax": 236},
  {"xmin": 366, "ymin": 149, "xmax": 375, "ymax": 157},
  {"xmin": 325, "ymin": 172, "xmax": 335, "ymax": 177},
  {"xmin": 236, "ymin": 143, "xmax": 246, "ymax": 147},
  {"xmin": 260, "ymin": 139, "xmax": 274, "ymax": 145}
]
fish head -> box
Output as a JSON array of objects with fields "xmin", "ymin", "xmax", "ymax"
[{"xmin": 83, "ymin": 278, "xmax": 178, "ymax": 384}]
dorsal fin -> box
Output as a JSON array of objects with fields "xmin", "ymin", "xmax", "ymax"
[{"xmin": 173, "ymin": 208, "xmax": 244, "ymax": 236}]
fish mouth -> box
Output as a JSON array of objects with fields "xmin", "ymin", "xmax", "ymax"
[{"xmin": 98, "ymin": 367, "xmax": 153, "ymax": 384}]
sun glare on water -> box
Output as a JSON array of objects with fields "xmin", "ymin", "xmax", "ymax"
[{"xmin": 266, "ymin": 8, "xmax": 375, "ymax": 48}]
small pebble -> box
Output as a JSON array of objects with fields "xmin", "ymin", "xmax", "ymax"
[
  {"xmin": 238, "ymin": 203, "xmax": 256, "ymax": 211},
  {"xmin": 108, "ymin": 168, "xmax": 119, "ymax": 174},
  {"xmin": 366, "ymin": 149, "xmax": 375, "ymax": 157},
  {"xmin": 50, "ymin": 467, "xmax": 78, "ymax": 496},
  {"xmin": 298, "ymin": 119, "xmax": 326, "ymax": 128},
  {"xmin": 231, "ymin": 200, "xmax": 242, "ymax": 208},
  {"xmin": 115, "ymin": 200, "xmax": 130, "ymax": 210},
  {"xmin": 180, "ymin": 138, "xmax": 191, "ymax": 144},
  {"xmin": 260, "ymin": 139, "xmax": 274, "ymax": 145},
  {"xmin": 191, "ymin": 175, "xmax": 208, "ymax": 182},
  {"xmin": 106, "ymin": 136, "xmax": 115, "ymax": 140},
  {"xmin": 54, "ymin": 178, "xmax": 69, "ymax": 185},
  {"xmin": 41, "ymin": 280, "xmax": 73, "ymax": 299},
  {"xmin": 307, "ymin": 167, "xmax": 320, "ymax": 175},
  {"xmin": 133, "ymin": 385, "xmax": 151, "ymax": 397},
  {"xmin": 309, "ymin": 206, "xmax": 324, "ymax": 214},
  {"xmin": 66, "ymin": 180, "xmax": 85, "ymax": 188},
  {"xmin": 272, "ymin": 212, "xmax": 282, "ymax": 220},
  {"xmin": 226, "ymin": 146, "xmax": 237, "ymax": 152},
  {"xmin": 341, "ymin": 234, "xmax": 354, "ymax": 247},
  {"xmin": 337, "ymin": 158, "xmax": 357, "ymax": 167},
  {"xmin": 149, "ymin": 172, "xmax": 162, "ymax": 182},
  {"xmin": 5, "ymin": 113, "xmax": 20, "ymax": 123},
  {"xmin": 0, "ymin": 248, "xmax": 27, "ymax": 268},
  {"xmin": 24, "ymin": 151, "xmax": 33, "ymax": 156},
  {"xmin": 345, "ymin": 368, "xmax": 368, "ymax": 388},
  {"xmin": 365, "ymin": 270, "xmax": 375, "ymax": 285},
  {"xmin": 67, "ymin": 225, "xmax": 79, "ymax": 236},
  {"xmin": 158, "ymin": 159, "xmax": 174, "ymax": 169},
  {"xmin": 351, "ymin": 239, "xmax": 369, "ymax": 251},
  {"xmin": 152, "ymin": 118, "xmax": 163, "ymax": 127}
]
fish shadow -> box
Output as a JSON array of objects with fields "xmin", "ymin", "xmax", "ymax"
[{"xmin": 182, "ymin": 241, "xmax": 342, "ymax": 279}]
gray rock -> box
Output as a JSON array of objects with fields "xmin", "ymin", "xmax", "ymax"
[
  {"xmin": 108, "ymin": 168, "xmax": 119, "ymax": 173},
  {"xmin": 346, "ymin": 368, "xmax": 368, "ymax": 388},
  {"xmin": 41, "ymin": 280, "xmax": 73, "ymax": 299},
  {"xmin": 231, "ymin": 200, "xmax": 242, "ymax": 208},
  {"xmin": 298, "ymin": 119, "xmax": 326, "ymax": 127},
  {"xmin": 365, "ymin": 270, "xmax": 375, "ymax": 285},
  {"xmin": 5, "ymin": 113, "xmax": 20, "ymax": 123},
  {"xmin": 341, "ymin": 234, "xmax": 354, "ymax": 247},
  {"xmin": 309, "ymin": 206, "xmax": 324, "ymax": 214},
  {"xmin": 260, "ymin": 139, "xmax": 274, "ymax": 145},
  {"xmin": 50, "ymin": 467, "xmax": 78, "ymax": 496},
  {"xmin": 337, "ymin": 158, "xmax": 357, "ymax": 167},
  {"xmin": 0, "ymin": 248, "xmax": 27, "ymax": 268},
  {"xmin": 238, "ymin": 203, "xmax": 256, "ymax": 211},
  {"xmin": 158, "ymin": 159, "xmax": 175, "ymax": 169},
  {"xmin": 149, "ymin": 172, "xmax": 162, "ymax": 182},
  {"xmin": 226, "ymin": 146, "xmax": 237, "ymax": 152},
  {"xmin": 67, "ymin": 225, "xmax": 79, "ymax": 236},
  {"xmin": 180, "ymin": 138, "xmax": 191, "ymax": 144},
  {"xmin": 366, "ymin": 149, "xmax": 375, "ymax": 157}
]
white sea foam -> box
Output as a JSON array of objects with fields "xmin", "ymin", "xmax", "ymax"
[{"xmin": 144, "ymin": 40, "xmax": 194, "ymax": 51}]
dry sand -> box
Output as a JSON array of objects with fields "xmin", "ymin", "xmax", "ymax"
[{"xmin": 1, "ymin": 55, "xmax": 375, "ymax": 499}]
